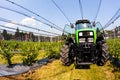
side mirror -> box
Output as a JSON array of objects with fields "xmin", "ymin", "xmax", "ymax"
[
  {"xmin": 92, "ymin": 22, "xmax": 96, "ymax": 27},
  {"xmin": 70, "ymin": 23, "xmax": 74, "ymax": 28},
  {"xmin": 62, "ymin": 33, "xmax": 65, "ymax": 36}
]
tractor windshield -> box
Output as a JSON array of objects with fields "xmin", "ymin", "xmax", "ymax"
[{"xmin": 75, "ymin": 23, "xmax": 92, "ymax": 30}]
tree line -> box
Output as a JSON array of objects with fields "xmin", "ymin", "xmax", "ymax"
[{"xmin": 0, "ymin": 28, "xmax": 62, "ymax": 42}]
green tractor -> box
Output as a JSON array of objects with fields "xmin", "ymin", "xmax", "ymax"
[{"xmin": 60, "ymin": 19, "xmax": 110, "ymax": 67}]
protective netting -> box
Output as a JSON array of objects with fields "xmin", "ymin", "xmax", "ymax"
[{"xmin": 0, "ymin": 58, "xmax": 51, "ymax": 76}]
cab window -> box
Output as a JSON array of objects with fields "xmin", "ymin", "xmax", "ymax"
[{"xmin": 75, "ymin": 23, "xmax": 92, "ymax": 30}]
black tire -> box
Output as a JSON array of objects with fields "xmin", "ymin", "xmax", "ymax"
[
  {"xmin": 60, "ymin": 44, "xmax": 74, "ymax": 66},
  {"xmin": 97, "ymin": 43, "xmax": 110, "ymax": 66},
  {"xmin": 75, "ymin": 65, "xmax": 90, "ymax": 69}
]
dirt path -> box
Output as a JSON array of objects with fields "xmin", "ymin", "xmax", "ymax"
[{"xmin": 0, "ymin": 60, "xmax": 119, "ymax": 80}]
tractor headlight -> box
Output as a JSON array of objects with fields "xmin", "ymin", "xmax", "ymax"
[
  {"xmin": 79, "ymin": 38, "xmax": 85, "ymax": 42},
  {"xmin": 79, "ymin": 32, "xmax": 83, "ymax": 36},
  {"xmin": 88, "ymin": 38, "xmax": 94, "ymax": 42}
]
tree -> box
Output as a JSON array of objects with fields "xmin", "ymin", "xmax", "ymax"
[
  {"xmin": 7, "ymin": 34, "xmax": 13, "ymax": 40},
  {"xmin": 2, "ymin": 29, "xmax": 8, "ymax": 40},
  {"xmin": 15, "ymin": 27, "xmax": 20, "ymax": 40}
]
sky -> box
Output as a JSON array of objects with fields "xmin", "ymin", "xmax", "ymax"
[{"xmin": 0, "ymin": 0, "xmax": 120, "ymax": 36}]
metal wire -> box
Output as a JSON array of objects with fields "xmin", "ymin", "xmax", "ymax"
[
  {"xmin": 51, "ymin": 0, "xmax": 71, "ymax": 23},
  {"xmin": 104, "ymin": 8, "xmax": 120, "ymax": 29},
  {"xmin": 78, "ymin": 0, "xmax": 83, "ymax": 19},
  {"xmin": 0, "ymin": 28, "xmax": 15, "ymax": 34},
  {"xmin": 0, "ymin": 6, "xmax": 63, "ymax": 32},
  {"xmin": 0, "ymin": 24, "xmax": 57, "ymax": 36},
  {"xmin": 94, "ymin": 0, "xmax": 102, "ymax": 22},
  {"xmin": 0, "ymin": 17, "xmax": 61, "ymax": 35},
  {"xmin": 5, "ymin": 0, "xmax": 63, "ymax": 31}
]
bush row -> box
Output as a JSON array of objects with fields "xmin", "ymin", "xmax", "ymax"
[
  {"xmin": 0, "ymin": 40, "xmax": 62, "ymax": 66},
  {"xmin": 107, "ymin": 38, "xmax": 120, "ymax": 59}
]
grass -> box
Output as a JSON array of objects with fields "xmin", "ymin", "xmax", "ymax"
[
  {"xmin": 29, "ymin": 60, "xmax": 115, "ymax": 80},
  {"xmin": 1, "ymin": 60, "xmax": 119, "ymax": 80}
]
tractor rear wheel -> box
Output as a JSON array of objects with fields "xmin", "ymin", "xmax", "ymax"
[
  {"xmin": 60, "ymin": 44, "xmax": 74, "ymax": 66},
  {"xmin": 97, "ymin": 43, "xmax": 110, "ymax": 66}
]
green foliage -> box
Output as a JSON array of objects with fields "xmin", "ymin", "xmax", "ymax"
[
  {"xmin": 46, "ymin": 48, "xmax": 59, "ymax": 59},
  {"xmin": 21, "ymin": 43, "xmax": 39, "ymax": 66},
  {"xmin": 45, "ymin": 42, "xmax": 62, "ymax": 59},
  {"xmin": 0, "ymin": 41, "xmax": 20, "ymax": 66},
  {"xmin": 107, "ymin": 38, "xmax": 120, "ymax": 59},
  {"xmin": 0, "ymin": 40, "xmax": 63, "ymax": 66},
  {"xmin": 107, "ymin": 38, "xmax": 120, "ymax": 73}
]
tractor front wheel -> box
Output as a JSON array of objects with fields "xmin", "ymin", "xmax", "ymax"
[
  {"xmin": 60, "ymin": 44, "xmax": 74, "ymax": 66},
  {"xmin": 97, "ymin": 43, "xmax": 110, "ymax": 66}
]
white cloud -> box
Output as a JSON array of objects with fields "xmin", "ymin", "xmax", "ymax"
[
  {"xmin": 5, "ymin": 21, "xmax": 17, "ymax": 27},
  {"xmin": 21, "ymin": 17, "xmax": 42, "ymax": 26},
  {"xmin": 4, "ymin": 17, "xmax": 43, "ymax": 32}
]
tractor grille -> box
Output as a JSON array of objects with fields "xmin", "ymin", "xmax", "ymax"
[
  {"xmin": 78, "ymin": 43, "xmax": 96, "ymax": 51},
  {"xmin": 76, "ymin": 43, "xmax": 96, "ymax": 64}
]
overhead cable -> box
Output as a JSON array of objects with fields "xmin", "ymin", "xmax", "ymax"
[
  {"xmin": 5, "ymin": 0, "xmax": 63, "ymax": 31},
  {"xmin": 93, "ymin": 0, "xmax": 102, "ymax": 22},
  {"xmin": 0, "ymin": 17, "xmax": 61, "ymax": 35},
  {"xmin": 51, "ymin": 0, "xmax": 71, "ymax": 23},
  {"xmin": 0, "ymin": 28, "xmax": 15, "ymax": 34},
  {"xmin": 0, "ymin": 25, "xmax": 56, "ymax": 36},
  {"xmin": 0, "ymin": 6, "xmax": 63, "ymax": 32},
  {"xmin": 104, "ymin": 8, "xmax": 120, "ymax": 29},
  {"xmin": 78, "ymin": 0, "xmax": 83, "ymax": 19}
]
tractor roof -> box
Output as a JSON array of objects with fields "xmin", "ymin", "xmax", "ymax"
[{"xmin": 75, "ymin": 20, "xmax": 90, "ymax": 25}]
